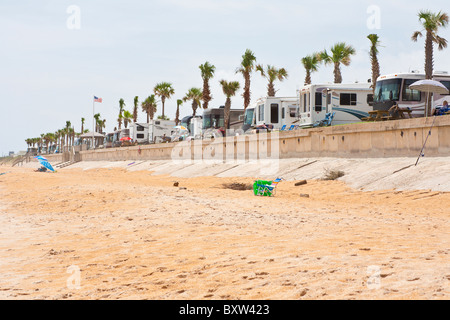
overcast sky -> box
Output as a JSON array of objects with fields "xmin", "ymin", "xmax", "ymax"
[{"xmin": 1, "ymin": 0, "xmax": 450, "ymax": 155}]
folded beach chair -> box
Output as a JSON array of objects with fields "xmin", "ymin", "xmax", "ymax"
[
  {"xmin": 313, "ymin": 112, "xmax": 335, "ymax": 127},
  {"xmin": 288, "ymin": 125, "xmax": 295, "ymax": 130},
  {"xmin": 253, "ymin": 177, "xmax": 283, "ymax": 197},
  {"xmin": 280, "ymin": 125, "xmax": 287, "ymax": 131}
]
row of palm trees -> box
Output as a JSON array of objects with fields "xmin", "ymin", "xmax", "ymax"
[
  {"xmin": 25, "ymin": 120, "xmax": 88, "ymax": 152},
  {"xmin": 115, "ymin": 50, "xmax": 289, "ymax": 131}
]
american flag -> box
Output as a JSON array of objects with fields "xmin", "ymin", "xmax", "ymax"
[{"xmin": 94, "ymin": 96, "xmax": 102, "ymax": 103}]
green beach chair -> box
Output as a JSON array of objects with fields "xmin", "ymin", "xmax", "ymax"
[{"xmin": 253, "ymin": 178, "xmax": 283, "ymax": 197}]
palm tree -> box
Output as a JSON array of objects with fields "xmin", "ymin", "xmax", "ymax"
[
  {"xmin": 256, "ymin": 64, "xmax": 288, "ymax": 97},
  {"xmin": 153, "ymin": 82, "xmax": 175, "ymax": 118},
  {"xmin": 301, "ymin": 53, "xmax": 320, "ymax": 85},
  {"xmin": 117, "ymin": 98, "xmax": 126, "ymax": 130},
  {"xmin": 65, "ymin": 121, "xmax": 71, "ymax": 147},
  {"xmin": 219, "ymin": 80, "xmax": 240, "ymax": 130},
  {"xmin": 412, "ymin": 10, "xmax": 449, "ymax": 116},
  {"xmin": 367, "ymin": 34, "xmax": 381, "ymax": 93},
  {"xmin": 68, "ymin": 128, "xmax": 75, "ymax": 147},
  {"xmin": 183, "ymin": 88, "xmax": 203, "ymax": 116},
  {"xmin": 43, "ymin": 133, "xmax": 55, "ymax": 152},
  {"xmin": 122, "ymin": 110, "xmax": 133, "ymax": 128},
  {"xmin": 199, "ymin": 62, "xmax": 216, "ymax": 109},
  {"xmin": 55, "ymin": 130, "xmax": 62, "ymax": 151},
  {"xmin": 133, "ymin": 96, "xmax": 139, "ymax": 122},
  {"xmin": 25, "ymin": 139, "xmax": 32, "ymax": 150},
  {"xmin": 141, "ymin": 95, "xmax": 158, "ymax": 122},
  {"xmin": 236, "ymin": 49, "xmax": 257, "ymax": 110},
  {"xmin": 98, "ymin": 119, "xmax": 106, "ymax": 134},
  {"xmin": 175, "ymin": 99, "xmax": 183, "ymax": 125},
  {"xmin": 94, "ymin": 113, "xmax": 101, "ymax": 132},
  {"xmin": 319, "ymin": 42, "xmax": 356, "ymax": 83},
  {"xmin": 81, "ymin": 117, "xmax": 85, "ymax": 134}
]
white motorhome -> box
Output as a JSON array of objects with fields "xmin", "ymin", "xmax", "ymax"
[
  {"xmin": 112, "ymin": 128, "xmax": 130, "ymax": 147},
  {"xmin": 131, "ymin": 120, "xmax": 176, "ymax": 144},
  {"xmin": 374, "ymin": 71, "xmax": 450, "ymax": 117},
  {"xmin": 130, "ymin": 123, "xmax": 149, "ymax": 144},
  {"xmin": 180, "ymin": 115, "xmax": 203, "ymax": 139},
  {"xmin": 297, "ymin": 82, "xmax": 373, "ymax": 127},
  {"xmin": 242, "ymin": 97, "xmax": 299, "ymax": 131}
]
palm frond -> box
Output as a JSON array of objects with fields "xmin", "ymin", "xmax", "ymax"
[
  {"xmin": 411, "ymin": 30, "xmax": 423, "ymax": 42},
  {"xmin": 435, "ymin": 35, "xmax": 448, "ymax": 50}
]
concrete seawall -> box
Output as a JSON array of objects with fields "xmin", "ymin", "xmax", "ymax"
[{"xmin": 75, "ymin": 116, "xmax": 450, "ymax": 161}]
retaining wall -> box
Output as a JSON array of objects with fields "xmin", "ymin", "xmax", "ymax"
[{"xmin": 78, "ymin": 116, "xmax": 450, "ymax": 162}]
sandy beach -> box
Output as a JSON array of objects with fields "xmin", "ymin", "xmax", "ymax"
[{"xmin": 0, "ymin": 162, "xmax": 449, "ymax": 300}]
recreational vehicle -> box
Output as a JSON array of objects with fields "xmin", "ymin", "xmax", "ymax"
[
  {"xmin": 130, "ymin": 120, "xmax": 175, "ymax": 144},
  {"xmin": 112, "ymin": 128, "xmax": 130, "ymax": 147},
  {"xmin": 297, "ymin": 83, "xmax": 373, "ymax": 127},
  {"xmin": 374, "ymin": 71, "xmax": 450, "ymax": 117},
  {"xmin": 130, "ymin": 123, "xmax": 149, "ymax": 144},
  {"xmin": 202, "ymin": 107, "xmax": 244, "ymax": 135},
  {"xmin": 104, "ymin": 133, "xmax": 114, "ymax": 148},
  {"xmin": 180, "ymin": 115, "xmax": 203, "ymax": 139},
  {"xmin": 242, "ymin": 97, "xmax": 299, "ymax": 132}
]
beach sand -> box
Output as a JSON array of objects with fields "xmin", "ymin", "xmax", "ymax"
[{"xmin": 0, "ymin": 165, "xmax": 449, "ymax": 300}]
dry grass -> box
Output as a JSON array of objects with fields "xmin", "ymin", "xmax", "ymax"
[
  {"xmin": 322, "ymin": 169, "xmax": 345, "ymax": 181},
  {"xmin": 222, "ymin": 182, "xmax": 253, "ymax": 191}
]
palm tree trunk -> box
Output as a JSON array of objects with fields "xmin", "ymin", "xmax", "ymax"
[
  {"xmin": 305, "ymin": 70, "xmax": 311, "ymax": 85},
  {"xmin": 243, "ymin": 73, "xmax": 251, "ymax": 110},
  {"xmin": 224, "ymin": 97, "xmax": 231, "ymax": 130},
  {"xmin": 425, "ymin": 30, "xmax": 434, "ymax": 116},
  {"xmin": 202, "ymin": 79, "xmax": 211, "ymax": 109},
  {"xmin": 334, "ymin": 62, "xmax": 342, "ymax": 84},
  {"xmin": 267, "ymin": 82, "xmax": 275, "ymax": 97},
  {"xmin": 371, "ymin": 54, "xmax": 380, "ymax": 94},
  {"xmin": 161, "ymin": 96, "xmax": 166, "ymax": 118},
  {"xmin": 192, "ymin": 101, "xmax": 198, "ymax": 116},
  {"xmin": 175, "ymin": 106, "xmax": 180, "ymax": 125}
]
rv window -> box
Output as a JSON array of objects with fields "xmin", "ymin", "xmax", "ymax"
[
  {"xmin": 402, "ymin": 79, "xmax": 421, "ymax": 101},
  {"xmin": 439, "ymin": 81, "xmax": 450, "ymax": 95},
  {"xmin": 281, "ymin": 107, "xmax": 285, "ymax": 119},
  {"xmin": 340, "ymin": 93, "xmax": 357, "ymax": 106},
  {"xmin": 315, "ymin": 92, "xmax": 323, "ymax": 112},
  {"xmin": 303, "ymin": 94, "xmax": 307, "ymax": 112},
  {"xmin": 203, "ymin": 116, "xmax": 211, "ymax": 129},
  {"xmin": 302, "ymin": 93, "xmax": 310, "ymax": 112},
  {"xmin": 244, "ymin": 108, "xmax": 255, "ymax": 125},
  {"xmin": 213, "ymin": 115, "xmax": 224, "ymax": 128},
  {"xmin": 155, "ymin": 121, "xmax": 160, "ymax": 125},
  {"xmin": 367, "ymin": 94, "xmax": 374, "ymax": 106},
  {"xmin": 137, "ymin": 134, "xmax": 144, "ymax": 139},
  {"xmin": 137, "ymin": 126, "xmax": 145, "ymax": 131},
  {"xmin": 271, "ymin": 104, "xmax": 279, "ymax": 123},
  {"xmin": 374, "ymin": 78, "xmax": 401, "ymax": 102},
  {"xmin": 258, "ymin": 104, "xmax": 264, "ymax": 121},
  {"xmin": 230, "ymin": 111, "xmax": 242, "ymax": 125}
]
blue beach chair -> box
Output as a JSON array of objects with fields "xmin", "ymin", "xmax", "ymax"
[{"xmin": 313, "ymin": 112, "xmax": 335, "ymax": 127}]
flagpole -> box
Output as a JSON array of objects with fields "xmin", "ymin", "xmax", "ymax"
[{"xmin": 93, "ymin": 96, "xmax": 95, "ymax": 150}]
